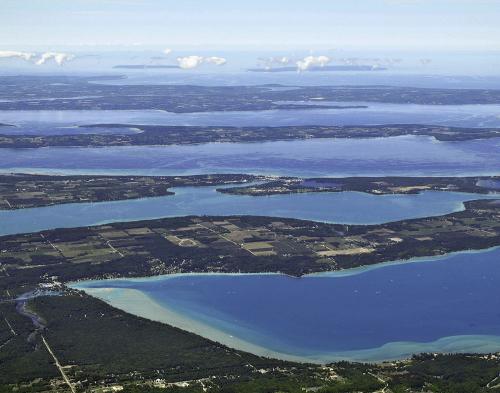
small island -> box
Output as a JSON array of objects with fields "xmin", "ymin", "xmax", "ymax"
[{"xmin": 218, "ymin": 175, "xmax": 500, "ymax": 196}]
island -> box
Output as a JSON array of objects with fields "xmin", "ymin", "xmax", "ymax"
[
  {"xmin": 218, "ymin": 175, "xmax": 500, "ymax": 196},
  {"xmin": 0, "ymin": 173, "xmax": 261, "ymax": 209},
  {"xmin": 113, "ymin": 65, "xmax": 181, "ymax": 69},
  {"xmin": 1, "ymin": 201, "xmax": 500, "ymax": 392},
  {"xmin": 2, "ymin": 123, "xmax": 500, "ymax": 148}
]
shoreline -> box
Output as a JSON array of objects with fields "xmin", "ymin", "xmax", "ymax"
[
  {"xmin": 69, "ymin": 245, "xmax": 500, "ymax": 286},
  {"xmin": 1, "ymin": 187, "xmax": 497, "ymax": 236},
  {"xmin": 1, "ymin": 165, "xmax": 499, "ymax": 179},
  {"xmin": 71, "ymin": 246, "xmax": 500, "ymax": 364}
]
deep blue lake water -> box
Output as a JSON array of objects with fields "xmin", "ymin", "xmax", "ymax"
[
  {"xmin": 73, "ymin": 247, "xmax": 500, "ymax": 363},
  {"xmin": 1, "ymin": 136, "xmax": 500, "ymax": 177},
  {"xmin": 1, "ymin": 185, "xmax": 496, "ymax": 236}
]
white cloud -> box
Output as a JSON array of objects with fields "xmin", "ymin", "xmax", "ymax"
[
  {"xmin": 163, "ymin": 48, "xmax": 172, "ymax": 56},
  {"xmin": 204, "ymin": 56, "xmax": 227, "ymax": 66},
  {"xmin": 296, "ymin": 55, "xmax": 331, "ymax": 71},
  {"xmin": 177, "ymin": 55, "xmax": 205, "ymax": 69},
  {"xmin": 176, "ymin": 55, "xmax": 227, "ymax": 69},
  {"xmin": 35, "ymin": 52, "xmax": 75, "ymax": 66},
  {"xmin": 0, "ymin": 50, "xmax": 36, "ymax": 61}
]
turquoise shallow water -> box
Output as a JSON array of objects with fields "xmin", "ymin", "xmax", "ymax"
[
  {"xmin": 0, "ymin": 185, "xmax": 497, "ymax": 235},
  {"xmin": 73, "ymin": 247, "xmax": 500, "ymax": 363}
]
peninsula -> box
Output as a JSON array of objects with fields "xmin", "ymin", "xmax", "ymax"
[
  {"xmin": 0, "ymin": 173, "xmax": 260, "ymax": 209},
  {"xmin": 2, "ymin": 199, "xmax": 499, "ymax": 295},
  {"xmin": 1, "ymin": 124, "xmax": 500, "ymax": 148},
  {"xmin": 1, "ymin": 201, "xmax": 500, "ymax": 392},
  {"xmin": 0, "ymin": 174, "xmax": 498, "ymax": 210},
  {"xmin": 2, "ymin": 76, "xmax": 500, "ymax": 113}
]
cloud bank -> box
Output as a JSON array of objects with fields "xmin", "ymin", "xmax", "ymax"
[{"xmin": 0, "ymin": 50, "xmax": 75, "ymax": 66}]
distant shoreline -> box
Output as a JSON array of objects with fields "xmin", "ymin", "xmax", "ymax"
[
  {"xmin": 113, "ymin": 65, "xmax": 180, "ymax": 69},
  {"xmin": 247, "ymin": 65, "xmax": 386, "ymax": 72}
]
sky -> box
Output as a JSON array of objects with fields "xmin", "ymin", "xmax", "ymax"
[{"xmin": 1, "ymin": 0, "xmax": 500, "ymax": 51}]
